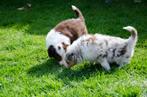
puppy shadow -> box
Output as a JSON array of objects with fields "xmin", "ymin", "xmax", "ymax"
[
  {"xmin": 27, "ymin": 59, "xmax": 62, "ymax": 77},
  {"xmin": 57, "ymin": 63, "xmax": 118, "ymax": 83},
  {"xmin": 57, "ymin": 64, "xmax": 102, "ymax": 80},
  {"xmin": 28, "ymin": 59, "xmax": 118, "ymax": 84}
]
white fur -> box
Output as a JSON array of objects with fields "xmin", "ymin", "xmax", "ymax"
[
  {"xmin": 46, "ymin": 5, "xmax": 87, "ymax": 66},
  {"xmin": 71, "ymin": 5, "xmax": 77, "ymax": 10},
  {"xmin": 46, "ymin": 29, "xmax": 70, "ymax": 63},
  {"xmin": 64, "ymin": 26, "xmax": 138, "ymax": 71},
  {"xmin": 123, "ymin": 26, "xmax": 136, "ymax": 32}
]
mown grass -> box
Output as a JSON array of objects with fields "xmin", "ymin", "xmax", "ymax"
[{"xmin": 0, "ymin": 0, "xmax": 147, "ymax": 96}]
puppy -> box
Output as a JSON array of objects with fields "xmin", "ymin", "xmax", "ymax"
[
  {"xmin": 46, "ymin": 5, "xmax": 88, "ymax": 65},
  {"xmin": 64, "ymin": 26, "xmax": 138, "ymax": 71}
]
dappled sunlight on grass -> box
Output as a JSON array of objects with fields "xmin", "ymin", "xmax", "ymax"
[{"xmin": 0, "ymin": 0, "xmax": 147, "ymax": 96}]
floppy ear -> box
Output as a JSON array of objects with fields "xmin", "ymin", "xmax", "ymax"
[
  {"xmin": 48, "ymin": 45, "xmax": 56, "ymax": 57},
  {"xmin": 48, "ymin": 45, "xmax": 62, "ymax": 61}
]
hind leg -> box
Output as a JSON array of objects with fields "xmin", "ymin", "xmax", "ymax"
[{"xmin": 99, "ymin": 58, "xmax": 111, "ymax": 71}]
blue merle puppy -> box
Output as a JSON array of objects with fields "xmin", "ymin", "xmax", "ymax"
[{"xmin": 63, "ymin": 26, "xmax": 138, "ymax": 71}]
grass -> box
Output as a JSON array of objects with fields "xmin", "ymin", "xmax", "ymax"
[{"xmin": 0, "ymin": 0, "xmax": 147, "ymax": 96}]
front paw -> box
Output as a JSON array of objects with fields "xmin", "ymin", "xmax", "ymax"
[
  {"xmin": 59, "ymin": 60, "xmax": 70, "ymax": 68},
  {"xmin": 59, "ymin": 61, "xmax": 63, "ymax": 65}
]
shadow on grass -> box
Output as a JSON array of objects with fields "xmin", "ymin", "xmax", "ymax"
[
  {"xmin": 27, "ymin": 59, "xmax": 61, "ymax": 77},
  {"xmin": 27, "ymin": 59, "xmax": 118, "ymax": 83},
  {"xmin": 57, "ymin": 63, "xmax": 118, "ymax": 82}
]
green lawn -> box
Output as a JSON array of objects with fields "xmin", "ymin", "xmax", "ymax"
[{"xmin": 0, "ymin": 0, "xmax": 147, "ymax": 96}]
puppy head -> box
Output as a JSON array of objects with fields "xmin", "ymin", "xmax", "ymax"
[
  {"xmin": 48, "ymin": 42, "xmax": 70, "ymax": 62},
  {"xmin": 65, "ymin": 52, "xmax": 77, "ymax": 67},
  {"xmin": 46, "ymin": 29, "xmax": 71, "ymax": 63},
  {"xmin": 65, "ymin": 44, "xmax": 81, "ymax": 67}
]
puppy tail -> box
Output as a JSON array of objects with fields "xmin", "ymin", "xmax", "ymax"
[
  {"xmin": 71, "ymin": 5, "xmax": 85, "ymax": 22},
  {"xmin": 123, "ymin": 26, "xmax": 138, "ymax": 45}
]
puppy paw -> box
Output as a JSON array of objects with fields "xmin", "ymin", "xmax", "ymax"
[
  {"xmin": 59, "ymin": 61, "xmax": 63, "ymax": 65},
  {"xmin": 59, "ymin": 60, "xmax": 70, "ymax": 68}
]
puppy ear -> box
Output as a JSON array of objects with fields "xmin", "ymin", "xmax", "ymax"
[
  {"xmin": 48, "ymin": 45, "xmax": 56, "ymax": 57},
  {"xmin": 48, "ymin": 45, "xmax": 62, "ymax": 61}
]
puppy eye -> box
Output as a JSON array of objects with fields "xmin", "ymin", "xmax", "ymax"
[
  {"xmin": 71, "ymin": 53, "xmax": 74, "ymax": 56},
  {"xmin": 58, "ymin": 46, "xmax": 61, "ymax": 50}
]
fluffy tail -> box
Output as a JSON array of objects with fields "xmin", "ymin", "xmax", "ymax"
[
  {"xmin": 123, "ymin": 26, "xmax": 138, "ymax": 57},
  {"xmin": 123, "ymin": 26, "xmax": 138, "ymax": 42},
  {"xmin": 71, "ymin": 5, "xmax": 85, "ymax": 22}
]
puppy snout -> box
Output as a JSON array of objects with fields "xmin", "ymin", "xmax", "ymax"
[{"xmin": 66, "ymin": 53, "xmax": 74, "ymax": 61}]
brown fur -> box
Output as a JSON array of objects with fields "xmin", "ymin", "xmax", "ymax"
[
  {"xmin": 62, "ymin": 42, "xmax": 69, "ymax": 52},
  {"xmin": 81, "ymin": 35, "xmax": 96, "ymax": 44},
  {"xmin": 47, "ymin": 5, "xmax": 88, "ymax": 63},
  {"xmin": 86, "ymin": 36, "xmax": 96, "ymax": 42},
  {"xmin": 55, "ymin": 19, "xmax": 87, "ymax": 43}
]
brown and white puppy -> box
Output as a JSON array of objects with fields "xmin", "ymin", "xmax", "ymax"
[
  {"xmin": 64, "ymin": 26, "xmax": 138, "ymax": 71},
  {"xmin": 46, "ymin": 5, "xmax": 88, "ymax": 65}
]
